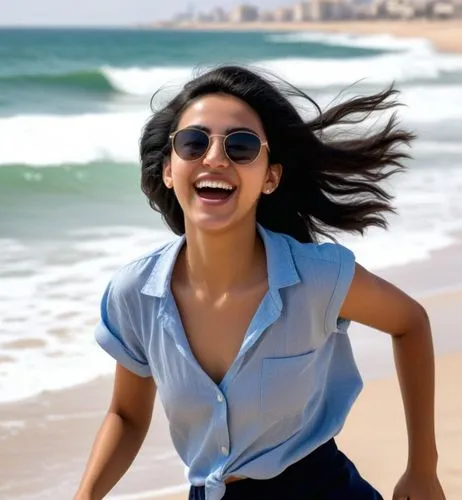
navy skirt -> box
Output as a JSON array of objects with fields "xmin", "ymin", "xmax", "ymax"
[{"xmin": 189, "ymin": 439, "xmax": 383, "ymax": 500}]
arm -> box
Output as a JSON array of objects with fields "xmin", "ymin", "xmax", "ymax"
[
  {"xmin": 74, "ymin": 363, "xmax": 156, "ymax": 500},
  {"xmin": 340, "ymin": 264, "xmax": 445, "ymax": 499}
]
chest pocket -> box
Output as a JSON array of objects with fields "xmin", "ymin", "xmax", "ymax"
[{"xmin": 260, "ymin": 350, "xmax": 318, "ymax": 422}]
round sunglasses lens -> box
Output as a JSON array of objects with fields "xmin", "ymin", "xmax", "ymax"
[
  {"xmin": 225, "ymin": 132, "xmax": 262, "ymax": 164},
  {"xmin": 173, "ymin": 129, "xmax": 209, "ymax": 161}
]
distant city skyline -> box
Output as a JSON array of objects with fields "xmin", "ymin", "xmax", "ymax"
[
  {"xmin": 164, "ymin": 0, "xmax": 462, "ymax": 25},
  {"xmin": 0, "ymin": 0, "xmax": 295, "ymax": 26}
]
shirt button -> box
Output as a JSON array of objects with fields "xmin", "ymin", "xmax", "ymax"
[
  {"xmin": 221, "ymin": 446, "xmax": 229, "ymax": 456},
  {"xmin": 217, "ymin": 393, "xmax": 224, "ymax": 403}
]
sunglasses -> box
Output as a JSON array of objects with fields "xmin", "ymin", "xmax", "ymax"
[{"xmin": 169, "ymin": 127, "xmax": 269, "ymax": 165}]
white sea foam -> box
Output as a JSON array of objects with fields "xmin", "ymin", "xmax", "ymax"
[
  {"xmin": 400, "ymin": 85, "xmax": 462, "ymax": 123},
  {"xmin": 256, "ymin": 51, "xmax": 462, "ymax": 89},
  {"xmin": 94, "ymin": 34, "xmax": 462, "ymax": 98},
  {"xmin": 0, "ymin": 227, "xmax": 173, "ymax": 403},
  {"xmin": 0, "ymin": 111, "xmax": 148, "ymax": 166},
  {"xmin": 339, "ymin": 164, "xmax": 462, "ymax": 270},
  {"xmin": 1, "ymin": 163, "xmax": 462, "ymax": 403},
  {"xmin": 103, "ymin": 65, "xmax": 192, "ymax": 97},
  {"xmin": 1, "ymin": 84, "xmax": 462, "ymax": 168},
  {"xmin": 267, "ymin": 31, "xmax": 433, "ymax": 52},
  {"xmin": 417, "ymin": 141, "xmax": 462, "ymax": 154},
  {"xmin": 1, "ymin": 29, "xmax": 462, "ymax": 403},
  {"xmin": 266, "ymin": 31, "xmax": 462, "ymax": 81},
  {"xmin": 2, "ymin": 31, "xmax": 462, "ymax": 169}
]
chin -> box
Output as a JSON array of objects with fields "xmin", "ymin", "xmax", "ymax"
[
  {"xmin": 186, "ymin": 211, "xmax": 251, "ymax": 236},
  {"xmin": 191, "ymin": 217, "xmax": 237, "ymax": 235}
]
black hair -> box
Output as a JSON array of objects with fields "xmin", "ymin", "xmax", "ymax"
[{"xmin": 140, "ymin": 65, "xmax": 415, "ymax": 243}]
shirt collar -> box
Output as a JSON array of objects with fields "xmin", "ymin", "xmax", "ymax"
[{"xmin": 141, "ymin": 224, "xmax": 300, "ymax": 299}]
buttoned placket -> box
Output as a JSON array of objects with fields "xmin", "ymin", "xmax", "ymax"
[
  {"xmin": 215, "ymin": 389, "xmax": 230, "ymax": 459},
  {"xmin": 150, "ymin": 227, "xmax": 301, "ymax": 489}
]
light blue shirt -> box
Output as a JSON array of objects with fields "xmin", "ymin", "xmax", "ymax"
[{"xmin": 95, "ymin": 224, "xmax": 362, "ymax": 500}]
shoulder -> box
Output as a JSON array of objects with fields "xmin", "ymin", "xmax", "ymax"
[
  {"xmin": 277, "ymin": 231, "xmax": 355, "ymax": 272},
  {"xmin": 106, "ymin": 237, "xmax": 178, "ymax": 299},
  {"xmin": 277, "ymin": 232, "xmax": 357, "ymax": 334}
]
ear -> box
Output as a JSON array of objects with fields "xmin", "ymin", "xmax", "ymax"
[
  {"xmin": 263, "ymin": 163, "xmax": 282, "ymax": 195},
  {"xmin": 162, "ymin": 159, "xmax": 173, "ymax": 189}
]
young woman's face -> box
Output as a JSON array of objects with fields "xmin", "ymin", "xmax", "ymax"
[{"xmin": 163, "ymin": 93, "xmax": 281, "ymax": 235}]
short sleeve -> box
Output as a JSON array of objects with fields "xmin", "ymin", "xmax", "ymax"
[
  {"xmin": 95, "ymin": 275, "xmax": 152, "ymax": 378},
  {"xmin": 322, "ymin": 244, "xmax": 356, "ymax": 335}
]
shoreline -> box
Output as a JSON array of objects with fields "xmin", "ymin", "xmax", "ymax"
[
  {"xmin": 150, "ymin": 19, "xmax": 462, "ymax": 53},
  {"xmin": 1, "ymin": 233, "xmax": 462, "ymax": 499},
  {"xmin": 1, "ymin": 230, "xmax": 462, "ymax": 407}
]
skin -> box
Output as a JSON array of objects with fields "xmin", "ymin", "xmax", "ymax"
[
  {"xmin": 74, "ymin": 93, "xmax": 445, "ymax": 500},
  {"xmin": 341, "ymin": 267, "xmax": 445, "ymax": 500},
  {"xmin": 162, "ymin": 94, "xmax": 281, "ymax": 385},
  {"xmin": 163, "ymin": 93, "xmax": 281, "ymax": 301}
]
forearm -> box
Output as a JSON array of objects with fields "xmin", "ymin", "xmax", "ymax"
[
  {"xmin": 75, "ymin": 411, "xmax": 148, "ymax": 499},
  {"xmin": 392, "ymin": 309, "xmax": 438, "ymax": 472}
]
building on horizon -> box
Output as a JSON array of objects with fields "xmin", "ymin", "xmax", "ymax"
[
  {"xmin": 309, "ymin": 0, "xmax": 353, "ymax": 20},
  {"xmin": 167, "ymin": 0, "xmax": 462, "ymax": 26},
  {"xmin": 209, "ymin": 7, "xmax": 229, "ymax": 22},
  {"xmin": 230, "ymin": 4, "xmax": 259, "ymax": 22},
  {"xmin": 260, "ymin": 10, "xmax": 276, "ymax": 21},
  {"xmin": 376, "ymin": 0, "xmax": 460, "ymax": 19},
  {"xmin": 292, "ymin": 2, "xmax": 312, "ymax": 21},
  {"xmin": 273, "ymin": 6, "xmax": 295, "ymax": 21},
  {"xmin": 432, "ymin": 1, "xmax": 456, "ymax": 17}
]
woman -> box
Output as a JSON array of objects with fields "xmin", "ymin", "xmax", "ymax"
[{"xmin": 75, "ymin": 65, "xmax": 445, "ymax": 500}]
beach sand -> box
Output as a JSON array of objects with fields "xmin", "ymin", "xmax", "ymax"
[
  {"xmin": 1, "ymin": 232, "xmax": 462, "ymax": 499},
  {"xmin": 155, "ymin": 19, "xmax": 462, "ymax": 54}
]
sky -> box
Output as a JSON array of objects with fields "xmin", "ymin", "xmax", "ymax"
[{"xmin": 0, "ymin": 0, "xmax": 295, "ymax": 27}]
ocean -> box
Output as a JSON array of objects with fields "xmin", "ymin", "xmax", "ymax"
[{"xmin": 1, "ymin": 27, "xmax": 462, "ymax": 405}]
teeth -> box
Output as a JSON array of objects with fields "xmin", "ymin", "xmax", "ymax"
[{"xmin": 194, "ymin": 180, "xmax": 234, "ymax": 190}]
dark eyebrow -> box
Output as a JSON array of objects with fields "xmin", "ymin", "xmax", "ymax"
[
  {"xmin": 226, "ymin": 126, "xmax": 259, "ymax": 135},
  {"xmin": 186, "ymin": 125, "xmax": 259, "ymax": 135}
]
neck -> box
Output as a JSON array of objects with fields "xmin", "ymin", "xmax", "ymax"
[{"xmin": 180, "ymin": 220, "xmax": 266, "ymax": 299}]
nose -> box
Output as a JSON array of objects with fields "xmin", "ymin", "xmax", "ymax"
[{"xmin": 203, "ymin": 136, "xmax": 230, "ymax": 169}]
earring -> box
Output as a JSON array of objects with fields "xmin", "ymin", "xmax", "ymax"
[
  {"xmin": 165, "ymin": 180, "xmax": 173, "ymax": 189},
  {"xmin": 264, "ymin": 187, "xmax": 273, "ymax": 195}
]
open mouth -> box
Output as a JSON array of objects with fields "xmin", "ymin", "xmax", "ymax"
[{"xmin": 194, "ymin": 180, "xmax": 237, "ymax": 201}]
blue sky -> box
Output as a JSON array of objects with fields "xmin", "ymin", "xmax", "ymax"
[{"xmin": 0, "ymin": 0, "xmax": 294, "ymax": 26}]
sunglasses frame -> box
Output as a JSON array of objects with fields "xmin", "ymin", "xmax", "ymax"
[{"xmin": 169, "ymin": 127, "xmax": 270, "ymax": 166}]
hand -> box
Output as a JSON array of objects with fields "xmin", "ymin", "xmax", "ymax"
[{"xmin": 393, "ymin": 470, "xmax": 446, "ymax": 500}]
